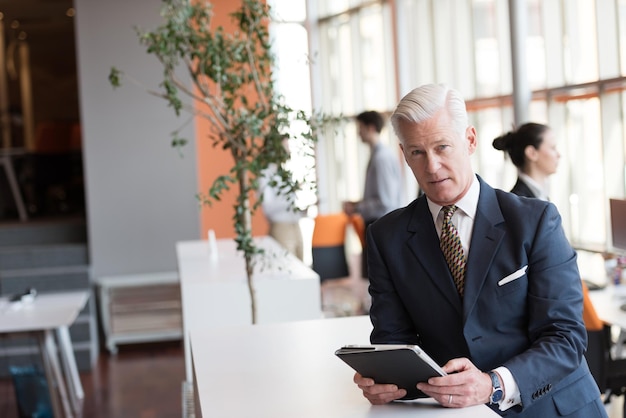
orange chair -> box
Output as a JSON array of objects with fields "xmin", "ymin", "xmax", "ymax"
[
  {"xmin": 311, "ymin": 213, "xmax": 349, "ymax": 281},
  {"xmin": 349, "ymin": 214, "xmax": 366, "ymax": 249},
  {"xmin": 583, "ymin": 280, "xmax": 606, "ymax": 392},
  {"xmin": 582, "ymin": 281, "xmax": 604, "ymax": 332},
  {"xmin": 582, "ymin": 280, "xmax": 626, "ymax": 413}
]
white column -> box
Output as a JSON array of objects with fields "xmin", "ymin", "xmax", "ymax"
[{"xmin": 508, "ymin": 0, "xmax": 530, "ymax": 125}]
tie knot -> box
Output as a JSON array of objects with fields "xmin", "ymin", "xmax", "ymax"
[{"xmin": 442, "ymin": 205, "xmax": 457, "ymax": 221}]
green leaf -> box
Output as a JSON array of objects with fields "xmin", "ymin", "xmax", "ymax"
[
  {"xmin": 108, "ymin": 67, "xmax": 123, "ymax": 88},
  {"xmin": 108, "ymin": 0, "xmax": 343, "ymax": 305}
]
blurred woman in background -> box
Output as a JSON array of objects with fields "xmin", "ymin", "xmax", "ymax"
[{"xmin": 492, "ymin": 122, "xmax": 560, "ymax": 200}]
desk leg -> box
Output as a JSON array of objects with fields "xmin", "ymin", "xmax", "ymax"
[
  {"xmin": 57, "ymin": 326, "xmax": 84, "ymax": 413},
  {"xmin": 39, "ymin": 330, "xmax": 74, "ymax": 418},
  {"xmin": 616, "ymin": 329, "xmax": 626, "ymax": 358}
]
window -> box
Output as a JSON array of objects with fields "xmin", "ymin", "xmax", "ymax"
[
  {"xmin": 269, "ymin": 0, "xmax": 317, "ymax": 211},
  {"xmin": 307, "ymin": 0, "xmax": 626, "ymax": 249},
  {"xmin": 312, "ymin": 0, "xmax": 401, "ymax": 214}
]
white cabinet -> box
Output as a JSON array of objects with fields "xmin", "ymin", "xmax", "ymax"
[{"xmin": 96, "ymin": 272, "xmax": 182, "ymax": 354}]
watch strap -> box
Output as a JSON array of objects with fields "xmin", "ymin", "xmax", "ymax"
[{"xmin": 488, "ymin": 371, "xmax": 503, "ymax": 404}]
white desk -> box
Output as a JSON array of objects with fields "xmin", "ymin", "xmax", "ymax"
[
  {"xmin": 177, "ymin": 236, "xmax": 322, "ymax": 382},
  {"xmin": 190, "ymin": 316, "xmax": 499, "ymax": 418},
  {"xmin": 588, "ymin": 286, "xmax": 626, "ymax": 330},
  {"xmin": 587, "ymin": 285, "xmax": 626, "ymax": 359},
  {"xmin": 578, "ymin": 250, "xmax": 626, "ymax": 327},
  {"xmin": 0, "ymin": 291, "xmax": 88, "ymax": 418}
]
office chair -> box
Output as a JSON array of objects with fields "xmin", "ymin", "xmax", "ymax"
[
  {"xmin": 583, "ymin": 281, "xmax": 626, "ymax": 416},
  {"xmin": 349, "ymin": 214, "xmax": 366, "ymax": 249},
  {"xmin": 311, "ymin": 213, "xmax": 349, "ymax": 281}
]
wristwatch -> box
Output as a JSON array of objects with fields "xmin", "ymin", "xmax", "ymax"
[{"xmin": 488, "ymin": 371, "xmax": 504, "ymax": 404}]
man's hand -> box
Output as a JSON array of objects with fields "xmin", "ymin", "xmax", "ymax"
[
  {"xmin": 416, "ymin": 357, "xmax": 493, "ymax": 408},
  {"xmin": 353, "ymin": 372, "xmax": 407, "ymax": 404}
]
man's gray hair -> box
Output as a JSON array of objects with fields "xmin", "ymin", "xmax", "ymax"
[{"xmin": 390, "ymin": 84, "xmax": 468, "ymax": 141}]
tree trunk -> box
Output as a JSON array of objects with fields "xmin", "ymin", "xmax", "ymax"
[{"xmin": 238, "ymin": 169, "xmax": 257, "ymax": 324}]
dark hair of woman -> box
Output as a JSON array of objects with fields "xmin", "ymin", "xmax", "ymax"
[{"xmin": 492, "ymin": 123, "xmax": 550, "ymax": 170}]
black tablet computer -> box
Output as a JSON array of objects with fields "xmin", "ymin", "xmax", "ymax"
[{"xmin": 335, "ymin": 344, "xmax": 446, "ymax": 400}]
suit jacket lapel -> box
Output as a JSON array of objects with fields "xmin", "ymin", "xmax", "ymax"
[
  {"xmin": 406, "ymin": 197, "xmax": 463, "ymax": 313},
  {"xmin": 462, "ymin": 179, "xmax": 506, "ymax": 319}
]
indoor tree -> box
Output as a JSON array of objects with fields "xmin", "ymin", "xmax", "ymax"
[{"xmin": 109, "ymin": 0, "xmax": 336, "ymax": 324}]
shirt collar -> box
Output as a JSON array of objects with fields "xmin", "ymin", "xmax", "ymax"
[{"xmin": 427, "ymin": 175, "xmax": 480, "ymax": 223}]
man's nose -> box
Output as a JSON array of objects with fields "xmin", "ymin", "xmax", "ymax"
[{"xmin": 425, "ymin": 154, "xmax": 441, "ymax": 173}]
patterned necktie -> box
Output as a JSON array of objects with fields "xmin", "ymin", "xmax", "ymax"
[{"xmin": 440, "ymin": 205, "xmax": 467, "ymax": 296}]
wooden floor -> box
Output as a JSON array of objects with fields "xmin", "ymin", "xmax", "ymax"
[{"xmin": 0, "ymin": 341, "xmax": 185, "ymax": 418}]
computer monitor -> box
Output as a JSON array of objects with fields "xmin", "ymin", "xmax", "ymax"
[{"xmin": 610, "ymin": 198, "xmax": 626, "ymax": 252}]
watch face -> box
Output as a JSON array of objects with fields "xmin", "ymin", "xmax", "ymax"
[{"xmin": 491, "ymin": 388, "xmax": 503, "ymax": 403}]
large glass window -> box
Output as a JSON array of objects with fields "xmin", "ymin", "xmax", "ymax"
[
  {"xmin": 312, "ymin": 0, "xmax": 400, "ymax": 214},
  {"xmin": 269, "ymin": 0, "xmax": 316, "ymax": 212},
  {"xmin": 317, "ymin": 3, "xmax": 395, "ymax": 114},
  {"xmin": 307, "ymin": 0, "xmax": 626, "ymax": 250}
]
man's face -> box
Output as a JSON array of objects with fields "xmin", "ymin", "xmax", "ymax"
[
  {"xmin": 398, "ymin": 109, "xmax": 477, "ymax": 206},
  {"xmin": 357, "ymin": 121, "xmax": 375, "ymax": 145}
]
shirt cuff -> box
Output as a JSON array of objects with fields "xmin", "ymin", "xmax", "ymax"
[{"xmin": 494, "ymin": 366, "xmax": 521, "ymax": 411}]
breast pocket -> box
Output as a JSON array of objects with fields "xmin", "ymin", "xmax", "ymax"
[{"xmin": 495, "ymin": 266, "xmax": 528, "ymax": 297}]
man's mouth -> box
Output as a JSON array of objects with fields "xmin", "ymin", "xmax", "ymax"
[{"xmin": 430, "ymin": 178, "xmax": 448, "ymax": 185}]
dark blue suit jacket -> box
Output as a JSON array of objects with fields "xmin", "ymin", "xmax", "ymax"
[
  {"xmin": 510, "ymin": 178, "xmax": 536, "ymax": 198},
  {"xmin": 366, "ymin": 176, "xmax": 605, "ymax": 417}
]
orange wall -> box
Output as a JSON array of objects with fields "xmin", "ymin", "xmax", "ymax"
[{"xmin": 195, "ymin": 0, "xmax": 269, "ymax": 239}]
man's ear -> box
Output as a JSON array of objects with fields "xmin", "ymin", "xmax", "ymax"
[{"xmin": 465, "ymin": 126, "xmax": 477, "ymax": 155}]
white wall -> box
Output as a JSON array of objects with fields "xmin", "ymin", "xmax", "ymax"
[{"xmin": 74, "ymin": 0, "xmax": 200, "ymax": 277}]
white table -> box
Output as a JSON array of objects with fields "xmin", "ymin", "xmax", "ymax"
[
  {"xmin": 588, "ymin": 285, "xmax": 626, "ymax": 330},
  {"xmin": 190, "ymin": 316, "xmax": 499, "ymax": 418},
  {"xmin": 0, "ymin": 290, "xmax": 88, "ymax": 418},
  {"xmin": 587, "ymin": 284, "xmax": 626, "ymax": 360},
  {"xmin": 577, "ymin": 249, "xmax": 626, "ymax": 348},
  {"xmin": 177, "ymin": 236, "xmax": 322, "ymax": 382}
]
